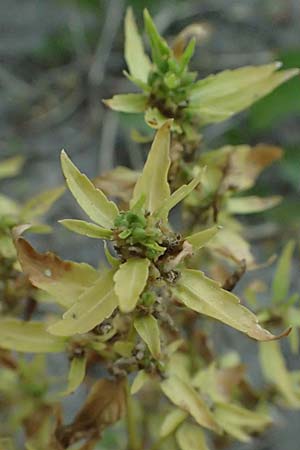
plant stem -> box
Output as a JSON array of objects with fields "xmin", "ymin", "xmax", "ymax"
[{"xmin": 126, "ymin": 380, "xmax": 139, "ymax": 450}]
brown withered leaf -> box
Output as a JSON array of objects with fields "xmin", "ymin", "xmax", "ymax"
[
  {"xmin": 15, "ymin": 236, "xmax": 98, "ymax": 308},
  {"xmin": 55, "ymin": 378, "xmax": 126, "ymax": 447},
  {"xmin": 94, "ymin": 166, "xmax": 138, "ymax": 207}
]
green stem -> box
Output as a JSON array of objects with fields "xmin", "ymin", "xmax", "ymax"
[
  {"xmin": 149, "ymin": 436, "xmax": 168, "ymax": 450},
  {"xmin": 126, "ymin": 380, "xmax": 140, "ymax": 450}
]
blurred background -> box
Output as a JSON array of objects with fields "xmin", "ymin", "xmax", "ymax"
[{"xmin": 0, "ymin": 0, "xmax": 300, "ymax": 449}]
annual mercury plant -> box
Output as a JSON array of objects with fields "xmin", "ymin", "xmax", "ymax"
[{"xmin": 0, "ymin": 8, "xmax": 300, "ymax": 450}]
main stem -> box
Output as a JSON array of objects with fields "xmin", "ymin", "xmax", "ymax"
[{"xmin": 126, "ymin": 380, "xmax": 140, "ymax": 450}]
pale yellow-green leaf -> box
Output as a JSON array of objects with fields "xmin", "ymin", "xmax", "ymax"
[
  {"xmin": 114, "ymin": 257, "xmax": 150, "ymax": 312},
  {"xmin": 272, "ymin": 240, "xmax": 295, "ymax": 304},
  {"xmin": 0, "ymin": 235, "xmax": 16, "ymax": 259},
  {"xmin": 131, "ymin": 370, "xmax": 150, "ymax": 394},
  {"xmin": 155, "ymin": 170, "xmax": 203, "ymax": 220},
  {"xmin": 161, "ymin": 375, "xmax": 220, "ymax": 432},
  {"xmin": 189, "ymin": 64, "xmax": 299, "ymax": 124},
  {"xmin": 226, "ymin": 195, "xmax": 281, "ymax": 214},
  {"xmin": 259, "ymin": 341, "xmax": 300, "ymax": 408},
  {"xmin": 131, "ymin": 121, "xmax": 171, "ymax": 214},
  {"xmin": 104, "ymin": 241, "xmax": 120, "ymax": 268},
  {"xmin": 186, "ymin": 226, "xmax": 219, "ymax": 250},
  {"xmin": 61, "ymin": 355, "xmax": 87, "ymax": 396},
  {"xmin": 207, "ymin": 228, "xmax": 255, "ymax": 267},
  {"xmin": 176, "ymin": 423, "xmax": 210, "ymax": 450},
  {"xmin": 61, "ymin": 150, "xmax": 119, "ymax": 228},
  {"xmin": 0, "ymin": 193, "xmax": 19, "ymax": 217},
  {"xmin": 16, "ymin": 238, "xmax": 98, "ymax": 308},
  {"xmin": 20, "ymin": 186, "xmax": 65, "ymax": 221},
  {"xmin": 0, "ymin": 156, "xmax": 24, "ymax": 179},
  {"xmin": 160, "ymin": 408, "xmax": 188, "ymax": 438},
  {"xmin": 0, "ymin": 318, "xmax": 67, "ymax": 353},
  {"xmin": 173, "ymin": 269, "xmax": 284, "ymax": 341},
  {"xmin": 104, "ymin": 93, "xmax": 148, "ymax": 113},
  {"xmin": 125, "ymin": 7, "xmax": 151, "ymax": 82},
  {"xmin": 134, "ymin": 315, "xmax": 161, "ymax": 359},
  {"xmin": 48, "ymin": 270, "xmax": 118, "ymax": 336},
  {"xmin": 167, "ymin": 352, "xmax": 191, "ymax": 383},
  {"xmin": 214, "ymin": 403, "xmax": 271, "ymax": 443},
  {"xmin": 59, "ymin": 219, "xmax": 113, "ymax": 239},
  {"xmin": 113, "ymin": 340, "xmax": 134, "ymax": 357}
]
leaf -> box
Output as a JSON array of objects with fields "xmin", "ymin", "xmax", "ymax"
[
  {"xmin": 0, "ymin": 318, "xmax": 67, "ymax": 353},
  {"xmin": 124, "ymin": 7, "xmax": 151, "ymax": 83},
  {"xmin": 207, "ymin": 228, "xmax": 255, "ymax": 267},
  {"xmin": 20, "ymin": 186, "xmax": 65, "ymax": 221},
  {"xmin": 161, "ymin": 375, "xmax": 220, "ymax": 432},
  {"xmin": 48, "ymin": 270, "xmax": 118, "ymax": 336},
  {"xmin": 94, "ymin": 166, "xmax": 138, "ymax": 204},
  {"xmin": 176, "ymin": 422, "xmax": 210, "ymax": 450},
  {"xmin": 131, "ymin": 370, "xmax": 150, "ymax": 394},
  {"xmin": 0, "ymin": 156, "xmax": 24, "ymax": 179},
  {"xmin": 214, "ymin": 403, "xmax": 271, "ymax": 443},
  {"xmin": 134, "ymin": 315, "xmax": 161, "ymax": 359},
  {"xmin": 160, "ymin": 408, "xmax": 188, "ymax": 438},
  {"xmin": 61, "ymin": 150, "xmax": 119, "ymax": 228},
  {"xmin": 131, "ymin": 121, "xmax": 171, "ymax": 214},
  {"xmin": 259, "ymin": 341, "xmax": 300, "ymax": 408},
  {"xmin": 104, "ymin": 93, "xmax": 148, "ymax": 113},
  {"xmin": 143, "ymin": 9, "xmax": 170, "ymax": 68},
  {"xmin": 173, "ymin": 269, "xmax": 288, "ymax": 341},
  {"xmin": 114, "ymin": 258, "xmax": 150, "ymax": 312},
  {"xmin": 227, "ymin": 195, "xmax": 281, "ymax": 214},
  {"xmin": 188, "ymin": 63, "xmax": 299, "ymax": 124},
  {"xmin": 15, "ymin": 237, "xmax": 98, "ymax": 308},
  {"xmin": 186, "ymin": 226, "xmax": 219, "ymax": 250},
  {"xmin": 59, "ymin": 219, "xmax": 113, "ymax": 239},
  {"xmin": 62, "ymin": 355, "xmax": 87, "ymax": 396},
  {"xmin": 104, "ymin": 242, "xmax": 120, "ymax": 268},
  {"xmin": 154, "ymin": 170, "xmax": 203, "ymax": 220},
  {"xmin": 0, "ymin": 193, "xmax": 19, "ymax": 217},
  {"xmin": 58, "ymin": 378, "xmax": 126, "ymax": 444},
  {"xmin": 272, "ymin": 240, "xmax": 295, "ymax": 304}
]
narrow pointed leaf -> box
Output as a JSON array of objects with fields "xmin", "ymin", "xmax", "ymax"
[
  {"xmin": 186, "ymin": 226, "xmax": 219, "ymax": 250},
  {"xmin": 259, "ymin": 341, "xmax": 300, "ymax": 408},
  {"xmin": 214, "ymin": 403, "xmax": 271, "ymax": 443},
  {"xmin": 104, "ymin": 93, "xmax": 148, "ymax": 113},
  {"xmin": 155, "ymin": 170, "xmax": 203, "ymax": 219},
  {"xmin": 114, "ymin": 258, "xmax": 150, "ymax": 312},
  {"xmin": 173, "ymin": 269, "xmax": 288, "ymax": 341},
  {"xmin": 161, "ymin": 375, "xmax": 220, "ymax": 432},
  {"xmin": 189, "ymin": 64, "xmax": 299, "ymax": 124},
  {"xmin": 272, "ymin": 240, "xmax": 295, "ymax": 304},
  {"xmin": 134, "ymin": 315, "xmax": 161, "ymax": 359},
  {"xmin": 144, "ymin": 9, "xmax": 170, "ymax": 67},
  {"xmin": 61, "ymin": 150, "xmax": 119, "ymax": 228},
  {"xmin": 160, "ymin": 409, "xmax": 188, "ymax": 438},
  {"xmin": 227, "ymin": 195, "xmax": 281, "ymax": 214},
  {"xmin": 62, "ymin": 355, "xmax": 87, "ymax": 396},
  {"xmin": 0, "ymin": 318, "xmax": 67, "ymax": 353},
  {"xmin": 125, "ymin": 7, "xmax": 151, "ymax": 82},
  {"xmin": 131, "ymin": 121, "xmax": 171, "ymax": 213},
  {"xmin": 131, "ymin": 370, "xmax": 150, "ymax": 394},
  {"xmin": 176, "ymin": 423, "xmax": 210, "ymax": 450},
  {"xmin": 48, "ymin": 270, "xmax": 118, "ymax": 336},
  {"xmin": 59, "ymin": 219, "xmax": 113, "ymax": 239},
  {"xmin": 15, "ymin": 237, "xmax": 98, "ymax": 308},
  {"xmin": 104, "ymin": 242, "xmax": 120, "ymax": 268},
  {"xmin": 20, "ymin": 186, "xmax": 65, "ymax": 221}
]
